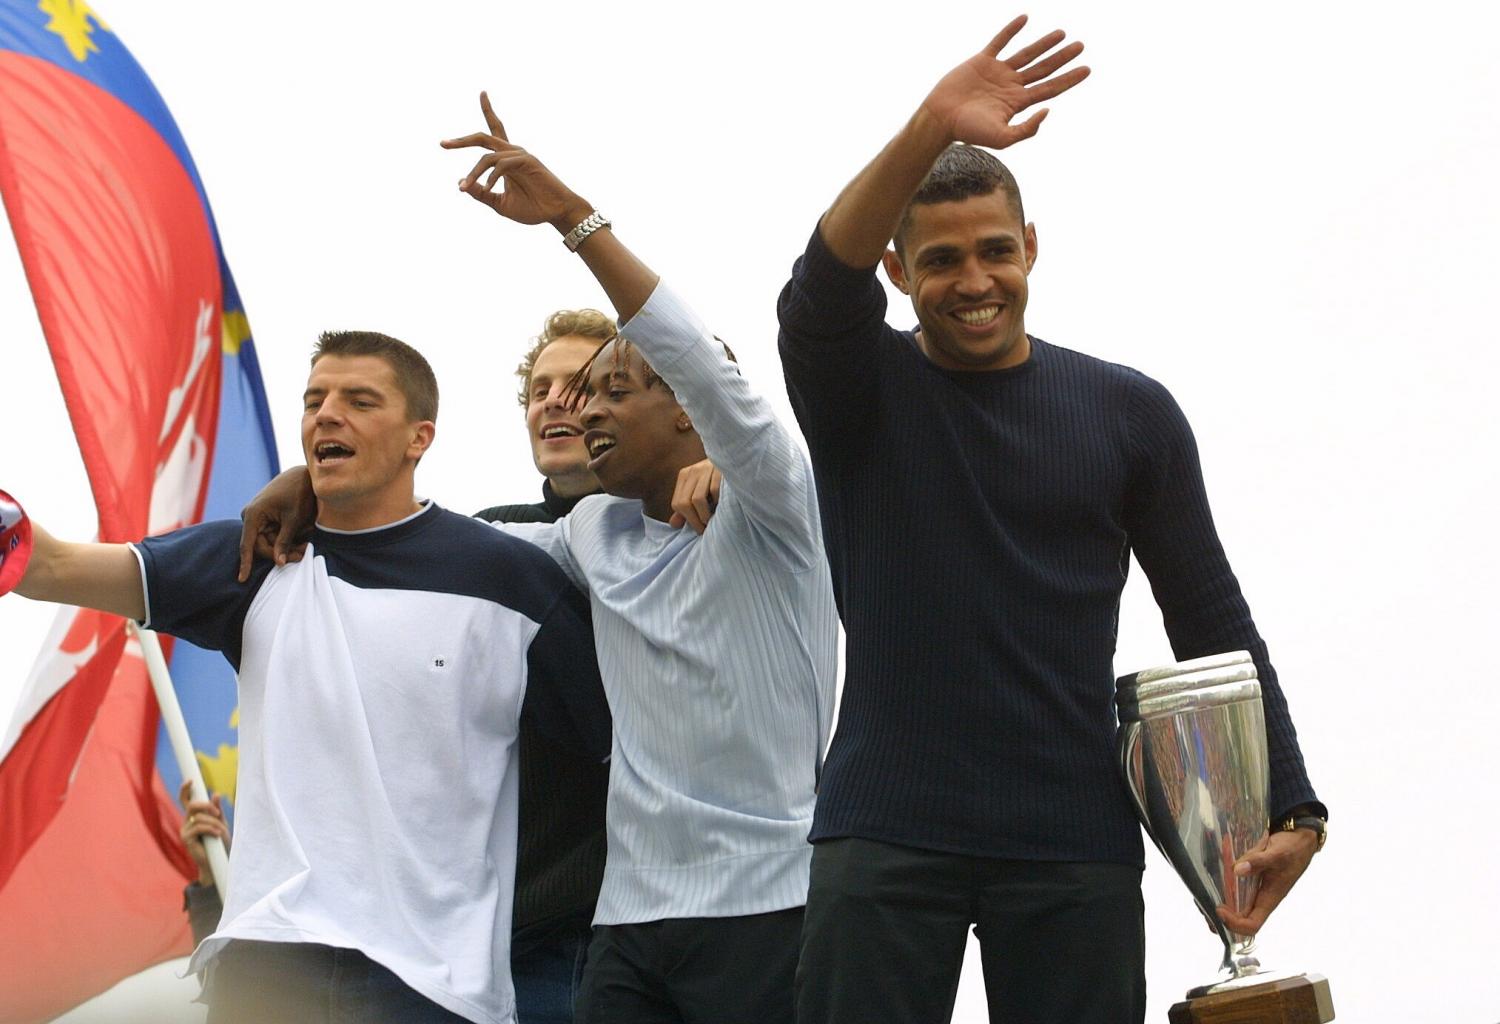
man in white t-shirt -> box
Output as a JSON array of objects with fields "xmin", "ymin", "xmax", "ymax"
[{"xmin": 4, "ymin": 330, "xmax": 607, "ymax": 1024}]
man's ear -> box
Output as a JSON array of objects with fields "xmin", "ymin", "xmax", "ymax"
[
  {"xmin": 882, "ymin": 249, "xmax": 911, "ymax": 295},
  {"xmin": 407, "ymin": 421, "xmax": 436, "ymax": 461},
  {"xmin": 1024, "ymin": 222, "xmax": 1038, "ymax": 273},
  {"xmin": 675, "ymin": 411, "xmax": 694, "ymax": 433}
]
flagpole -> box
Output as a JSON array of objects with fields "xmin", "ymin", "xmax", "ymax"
[{"xmin": 129, "ymin": 621, "xmax": 231, "ymax": 903}]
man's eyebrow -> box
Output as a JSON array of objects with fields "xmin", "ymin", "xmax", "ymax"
[
  {"xmin": 915, "ymin": 243, "xmax": 960, "ymax": 262},
  {"xmin": 302, "ymin": 384, "xmax": 385, "ymax": 401}
]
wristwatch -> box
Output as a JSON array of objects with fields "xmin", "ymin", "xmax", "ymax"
[{"xmin": 1274, "ymin": 812, "xmax": 1327, "ymax": 852}]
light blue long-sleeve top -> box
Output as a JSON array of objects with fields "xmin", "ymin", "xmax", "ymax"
[{"xmin": 492, "ymin": 281, "xmax": 838, "ymax": 925}]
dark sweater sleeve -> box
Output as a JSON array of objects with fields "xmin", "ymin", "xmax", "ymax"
[
  {"xmin": 1123, "ymin": 373, "xmax": 1324, "ymax": 820},
  {"xmin": 776, "ymin": 225, "xmax": 894, "ymax": 447}
]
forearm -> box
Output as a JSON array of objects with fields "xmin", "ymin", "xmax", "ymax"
[
  {"xmin": 619, "ymin": 285, "xmax": 799, "ymax": 496},
  {"xmin": 548, "ymin": 199, "xmax": 659, "ymax": 324},
  {"xmin": 17, "ymin": 523, "xmax": 145, "ymax": 620},
  {"xmin": 820, "ymin": 105, "xmax": 952, "ymax": 268}
]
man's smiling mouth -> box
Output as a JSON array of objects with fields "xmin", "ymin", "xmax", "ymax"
[
  {"xmin": 586, "ymin": 435, "xmax": 616, "ymax": 458},
  {"xmin": 540, "ymin": 424, "xmax": 582, "ymax": 440},
  {"xmin": 952, "ymin": 305, "xmax": 1001, "ymax": 326}
]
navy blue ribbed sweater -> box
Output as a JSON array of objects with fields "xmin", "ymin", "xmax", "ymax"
[{"xmin": 778, "ymin": 228, "xmax": 1320, "ymax": 865}]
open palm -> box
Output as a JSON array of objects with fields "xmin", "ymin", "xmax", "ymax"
[{"xmin": 926, "ymin": 16, "xmax": 1090, "ymax": 150}]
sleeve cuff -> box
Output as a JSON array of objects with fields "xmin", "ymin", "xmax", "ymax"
[{"xmin": 126, "ymin": 542, "xmax": 153, "ymax": 629}]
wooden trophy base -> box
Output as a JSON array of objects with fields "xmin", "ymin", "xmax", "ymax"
[{"xmin": 1167, "ymin": 973, "xmax": 1334, "ymax": 1024}]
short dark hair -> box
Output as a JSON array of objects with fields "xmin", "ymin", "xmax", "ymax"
[
  {"xmin": 515, "ymin": 308, "xmax": 618, "ymax": 408},
  {"xmin": 893, "ymin": 145, "xmax": 1026, "ymax": 257},
  {"xmin": 312, "ymin": 330, "xmax": 439, "ymax": 423}
]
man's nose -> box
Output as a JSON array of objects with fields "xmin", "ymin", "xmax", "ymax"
[
  {"xmin": 955, "ymin": 256, "xmax": 991, "ymax": 296},
  {"xmin": 580, "ymin": 395, "xmax": 605, "ymax": 426},
  {"xmin": 544, "ymin": 383, "xmax": 574, "ymax": 412}
]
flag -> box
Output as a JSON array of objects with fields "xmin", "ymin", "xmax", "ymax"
[{"xmin": 0, "ymin": 2, "xmax": 277, "ymax": 1019}]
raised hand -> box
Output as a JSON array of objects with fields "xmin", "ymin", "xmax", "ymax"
[
  {"xmin": 440, "ymin": 92, "xmax": 591, "ymax": 230},
  {"xmin": 923, "ymin": 15, "xmax": 1089, "ymax": 150}
]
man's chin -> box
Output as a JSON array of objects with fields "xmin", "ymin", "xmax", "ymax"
[
  {"xmin": 932, "ymin": 330, "xmax": 1025, "ymax": 370},
  {"xmin": 537, "ymin": 456, "xmax": 591, "ymax": 482}
]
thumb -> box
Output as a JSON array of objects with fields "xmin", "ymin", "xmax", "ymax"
[{"xmin": 1233, "ymin": 845, "xmax": 1275, "ymax": 876}]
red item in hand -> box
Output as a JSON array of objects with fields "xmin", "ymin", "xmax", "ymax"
[{"xmin": 0, "ymin": 490, "xmax": 34, "ymax": 596}]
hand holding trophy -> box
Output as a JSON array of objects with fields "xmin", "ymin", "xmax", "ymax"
[{"xmin": 1116, "ymin": 651, "xmax": 1333, "ymax": 1022}]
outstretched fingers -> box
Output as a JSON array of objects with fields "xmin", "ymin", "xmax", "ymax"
[
  {"xmin": 440, "ymin": 131, "xmax": 499, "ymax": 151},
  {"xmin": 1023, "ymin": 65, "xmax": 1091, "ymax": 106},
  {"xmin": 1019, "ymin": 40, "xmax": 1085, "ymax": 85},
  {"xmin": 1004, "ymin": 27, "xmax": 1067, "ymax": 71},
  {"xmin": 982, "ymin": 15, "xmax": 1030, "ymax": 58},
  {"xmin": 479, "ymin": 91, "xmax": 508, "ymax": 141}
]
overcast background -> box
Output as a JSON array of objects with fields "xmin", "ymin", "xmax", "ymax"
[{"xmin": 3, "ymin": 1, "xmax": 1497, "ymax": 1021}]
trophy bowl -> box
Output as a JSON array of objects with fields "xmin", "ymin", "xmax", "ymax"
[{"xmin": 1117, "ymin": 651, "xmax": 1291, "ymax": 997}]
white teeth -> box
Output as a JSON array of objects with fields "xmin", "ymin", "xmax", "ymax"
[
  {"xmin": 588, "ymin": 437, "xmax": 616, "ymax": 457},
  {"xmin": 955, "ymin": 306, "xmax": 1000, "ymax": 325},
  {"xmin": 316, "ymin": 442, "xmax": 354, "ymax": 460},
  {"xmin": 541, "ymin": 426, "xmax": 580, "ymax": 439}
]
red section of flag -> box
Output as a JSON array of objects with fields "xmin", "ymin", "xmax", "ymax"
[
  {"xmin": 0, "ymin": 48, "xmax": 223, "ymax": 1021},
  {"xmin": 0, "ymin": 51, "xmax": 221, "ymax": 542},
  {"xmin": 0, "ymin": 647, "xmax": 196, "ymax": 1024}
]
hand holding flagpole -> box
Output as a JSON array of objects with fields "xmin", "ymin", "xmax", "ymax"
[{"xmin": 130, "ymin": 622, "xmax": 231, "ymax": 903}]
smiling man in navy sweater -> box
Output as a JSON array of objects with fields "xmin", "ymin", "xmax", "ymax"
[{"xmin": 778, "ymin": 18, "xmax": 1327, "ymax": 1024}]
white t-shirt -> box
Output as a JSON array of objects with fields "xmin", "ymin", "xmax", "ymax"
[{"xmin": 132, "ymin": 503, "xmax": 606, "ymax": 1024}]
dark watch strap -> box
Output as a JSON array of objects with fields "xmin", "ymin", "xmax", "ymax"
[{"xmin": 1276, "ymin": 814, "xmax": 1327, "ymax": 852}]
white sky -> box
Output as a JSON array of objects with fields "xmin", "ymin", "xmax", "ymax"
[{"xmin": 3, "ymin": 2, "xmax": 1498, "ymax": 1021}]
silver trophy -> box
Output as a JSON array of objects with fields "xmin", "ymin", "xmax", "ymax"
[{"xmin": 1116, "ymin": 650, "xmax": 1298, "ymax": 998}]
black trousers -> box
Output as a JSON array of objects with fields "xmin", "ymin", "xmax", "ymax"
[
  {"xmin": 577, "ymin": 907, "xmax": 804, "ymax": 1024},
  {"xmin": 796, "ymin": 838, "xmax": 1145, "ymax": 1024},
  {"xmin": 205, "ymin": 940, "xmax": 471, "ymax": 1024}
]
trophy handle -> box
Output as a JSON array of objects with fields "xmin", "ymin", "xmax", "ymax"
[{"xmin": 1122, "ymin": 725, "xmax": 1152, "ymax": 839}]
